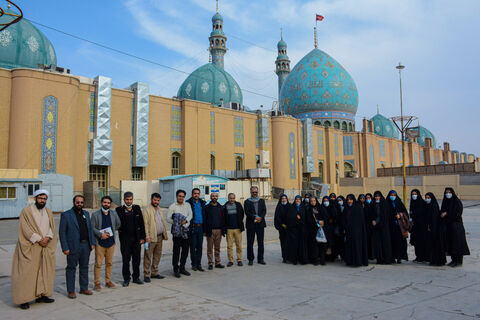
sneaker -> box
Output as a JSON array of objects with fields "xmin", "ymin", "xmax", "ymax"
[
  {"xmin": 151, "ymin": 274, "xmax": 165, "ymax": 279},
  {"xmin": 132, "ymin": 278, "xmax": 144, "ymax": 285},
  {"xmin": 208, "ymin": 265, "xmax": 213, "ymax": 270},
  {"xmin": 20, "ymin": 303, "xmax": 30, "ymax": 309},
  {"xmin": 197, "ymin": 266, "xmax": 205, "ymax": 272},
  {"xmin": 180, "ymin": 268, "xmax": 191, "ymax": 276},
  {"xmin": 215, "ymin": 264, "xmax": 225, "ymax": 269},
  {"xmin": 248, "ymin": 261, "xmax": 254, "ymax": 266},
  {"xmin": 237, "ymin": 261, "xmax": 243, "ymax": 267},
  {"xmin": 36, "ymin": 296, "xmax": 55, "ymax": 303},
  {"xmin": 122, "ymin": 280, "xmax": 130, "ymax": 287},
  {"xmin": 144, "ymin": 277, "xmax": 151, "ymax": 283},
  {"xmin": 94, "ymin": 284, "xmax": 101, "ymax": 291},
  {"xmin": 227, "ymin": 262, "xmax": 234, "ymax": 267}
]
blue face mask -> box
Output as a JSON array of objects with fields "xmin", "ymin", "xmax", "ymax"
[
  {"xmin": 445, "ymin": 193, "xmax": 452, "ymax": 199},
  {"xmin": 375, "ymin": 199, "xmax": 380, "ymax": 203},
  {"xmin": 338, "ymin": 201, "xmax": 344, "ymax": 206},
  {"xmin": 390, "ymin": 195, "xmax": 396, "ymax": 201},
  {"xmin": 425, "ymin": 198, "xmax": 431, "ymax": 204},
  {"xmin": 323, "ymin": 201, "xmax": 330, "ymax": 207},
  {"xmin": 366, "ymin": 199, "xmax": 372, "ymax": 204},
  {"xmin": 412, "ymin": 194, "xmax": 418, "ymax": 200}
]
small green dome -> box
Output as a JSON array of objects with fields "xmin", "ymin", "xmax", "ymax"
[
  {"xmin": 0, "ymin": 11, "xmax": 57, "ymax": 69},
  {"xmin": 370, "ymin": 113, "xmax": 400, "ymax": 139},
  {"xmin": 177, "ymin": 63, "xmax": 243, "ymax": 106}
]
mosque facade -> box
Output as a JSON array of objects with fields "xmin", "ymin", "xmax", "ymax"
[{"xmin": 0, "ymin": 7, "xmax": 477, "ymax": 199}]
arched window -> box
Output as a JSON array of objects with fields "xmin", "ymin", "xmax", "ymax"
[
  {"xmin": 344, "ymin": 162, "xmax": 354, "ymax": 177},
  {"xmin": 171, "ymin": 152, "xmax": 180, "ymax": 175},
  {"xmin": 334, "ymin": 121, "xmax": 340, "ymax": 129},
  {"xmin": 210, "ymin": 154, "xmax": 216, "ymax": 172},
  {"xmin": 323, "ymin": 121, "xmax": 331, "ymax": 127},
  {"xmin": 235, "ymin": 156, "xmax": 243, "ymax": 171},
  {"xmin": 318, "ymin": 161, "xmax": 324, "ymax": 183},
  {"xmin": 314, "ymin": 121, "xmax": 321, "ymax": 125},
  {"xmin": 215, "ymin": 39, "xmax": 219, "ymax": 45},
  {"xmin": 348, "ymin": 123, "xmax": 353, "ymax": 132},
  {"xmin": 341, "ymin": 121, "xmax": 347, "ymax": 131}
]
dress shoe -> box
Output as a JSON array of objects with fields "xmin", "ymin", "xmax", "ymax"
[
  {"xmin": 215, "ymin": 264, "xmax": 225, "ymax": 269},
  {"xmin": 258, "ymin": 260, "xmax": 266, "ymax": 265},
  {"xmin": 237, "ymin": 261, "xmax": 243, "ymax": 267},
  {"xmin": 396, "ymin": 259, "xmax": 402, "ymax": 264},
  {"xmin": 151, "ymin": 274, "xmax": 165, "ymax": 279},
  {"xmin": 180, "ymin": 268, "xmax": 191, "ymax": 276},
  {"xmin": 36, "ymin": 296, "xmax": 55, "ymax": 303},
  {"xmin": 94, "ymin": 284, "xmax": 101, "ymax": 291},
  {"xmin": 174, "ymin": 270, "xmax": 181, "ymax": 278},
  {"xmin": 208, "ymin": 265, "xmax": 213, "ymax": 270},
  {"xmin": 197, "ymin": 266, "xmax": 205, "ymax": 272},
  {"xmin": 447, "ymin": 261, "xmax": 455, "ymax": 266},
  {"xmin": 80, "ymin": 289, "xmax": 93, "ymax": 295},
  {"xmin": 248, "ymin": 261, "xmax": 254, "ymax": 266},
  {"xmin": 144, "ymin": 277, "xmax": 151, "ymax": 283},
  {"xmin": 132, "ymin": 278, "xmax": 144, "ymax": 285},
  {"xmin": 227, "ymin": 262, "xmax": 234, "ymax": 267},
  {"xmin": 106, "ymin": 282, "xmax": 116, "ymax": 288},
  {"xmin": 20, "ymin": 303, "xmax": 30, "ymax": 309},
  {"xmin": 192, "ymin": 266, "xmax": 198, "ymax": 271},
  {"xmin": 122, "ymin": 280, "xmax": 130, "ymax": 287},
  {"xmin": 451, "ymin": 262, "xmax": 462, "ymax": 268},
  {"xmin": 68, "ymin": 292, "xmax": 77, "ymax": 299}
]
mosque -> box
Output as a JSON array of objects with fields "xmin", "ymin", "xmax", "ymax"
[{"xmin": 0, "ymin": 5, "xmax": 477, "ymax": 203}]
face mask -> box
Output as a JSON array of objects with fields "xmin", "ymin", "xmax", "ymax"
[
  {"xmin": 366, "ymin": 199, "xmax": 372, "ymax": 204},
  {"xmin": 281, "ymin": 201, "xmax": 287, "ymax": 205},
  {"xmin": 338, "ymin": 201, "xmax": 343, "ymax": 206},
  {"xmin": 445, "ymin": 193, "xmax": 452, "ymax": 199},
  {"xmin": 323, "ymin": 201, "xmax": 330, "ymax": 207},
  {"xmin": 375, "ymin": 199, "xmax": 380, "ymax": 203},
  {"xmin": 390, "ymin": 195, "xmax": 396, "ymax": 201},
  {"xmin": 425, "ymin": 198, "xmax": 431, "ymax": 204},
  {"xmin": 412, "ymin": 194, "xmax": 418, "ymax": 200}
]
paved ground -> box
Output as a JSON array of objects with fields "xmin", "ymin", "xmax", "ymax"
[{"xmin": 0, "ymin": 201, "xmax": 479, "ymax": 319}]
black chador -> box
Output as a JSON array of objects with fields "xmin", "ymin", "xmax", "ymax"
[
  {"xmin": 386, "ymin": 190, "xmax": 409, "ymax": 262},
  {"xmin": 370, "ymin": 191, "xmax": 393, "ymax": 264},
  {"xmin": 440, "ymin": 188, "xmax": 470, "ymax": 266},
  {"xmin": 426, "ymin": 193, "xmax": 447, "ymax": 266},
  {"xmin": 305, "ymin": 198, "xmax": 328, "ymax": 265},
  {"xmin": 342, "ymin": 195, "xmax": 368, "ymax": 267},
  {"xmin": 409, "ymin": 189, "xmax": 430, "ymax": 262},
  {"xmin": 321, "ymin": 196, "xmax": 336, "ymax": 262},
  {"xmin": 274, "ymin": 194, "xmax": 289, "ymax": 263},
  {"xmin": 285, "ymin": 196, "xmax": 307, "ymax": 264},
  {"xmin": 333, "ymin": 196, "xmax": 346, "ymax": 261},
  {"xmin": 363, "ymin": 193, "xmax": 374, "ymax": 260}
]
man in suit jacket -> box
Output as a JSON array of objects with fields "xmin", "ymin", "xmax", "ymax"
[
  {"xmin": 59, "ymin": 195, "xmax": 96, "ymax": 299},
  {"xmin": 116, "ymin": 191, "xmax": 146, "ymax": 287},
  {"xmin": 243, "ymin": 186, "xmax": 267, "ymax": 265}
]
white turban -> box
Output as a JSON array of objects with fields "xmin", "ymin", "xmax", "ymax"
[{"xmin": 33, "ymin": 189, "xmax": 49, "ymax": 198}]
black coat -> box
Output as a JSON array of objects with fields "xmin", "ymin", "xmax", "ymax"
[
  {"xmin": 116, "ymin": 205, "xmax": 146, "ymax": 241},
  {"xmin": 386, "ymin": 194, "xmax": 409, "ymax": 260},
  {"xmin": 223, "ymin": 201, "xmax": 245, "ymax": 232},
  {"xmin": 440, "ymin": 190, "xmax": 470, "ymax": 257},
  {"xmin": 409, "ymin": 191, "xmax": 430, "ymax": 261},
  {"xmin": 427, "ymin": 193, "xmax": 447, "ymax": 265},
  {"xmin": 342, "ymin": 203, "xmax": 369, "ymax": 266},
  {"xmin": 204, "ymin": 203, "xmax": 226, "ymax": 237},
  {"xmin": 244, "ymin": 198, "xmax": 267, "ymax": 229},
  {"xmin": 286, "ymin": 203, "xmax": 307, "ymax": 264},
  {"xmin": 370, "ymin": 199, "xmax": 393, "ymax": 264}
]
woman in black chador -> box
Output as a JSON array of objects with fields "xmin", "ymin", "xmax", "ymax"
[
  {"xmin": 286, "ymin": 195, "xmax": 307, "ymax": 265},
  {"xmin": 386, "ymin": 190, "xmax": 409, "ymax": 263},
  {"xmin": 440, "ymin": 187, "xmax": 470, "ymax": 267},
  {"xmin": 334, "ymin": 196, "xmax": 346, "ymax": 261},
  {"xmin": 370, "ymin": 191, "xmax": 392, "ymax": 264},
  {"xmin": 426, "ymin": 192, "xmax": 446, "ymax": 266},
  {"xmin": 363, "ymin": 193, "xmax": 374, "ymax": 260},
  {"xmin": 409, "ymin": 189, "xmax": 430, "ymax": 263},
  {"xmin": 322, "ymin": 196, "xmax": 336, "ymax": 262},
  {"xmin": 342, "ymin": 194, "xmax": 368, "ymax": 267},
  {"xmin": 274, "ymin": 194, "xmax": 289, "ymax": 263},
  {"xmin": 305, "ymin": 196, "xmax": 328, "ymax": 265}
]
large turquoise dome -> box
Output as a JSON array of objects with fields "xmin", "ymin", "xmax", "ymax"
[
  {"xmin": 177, "ymin": 63, "xmax": 243, "ymax": 107},
  {"xmin": 416, "ymin": 126, "xmax": 437, "ymax": 148},
  {"xmin": 0, "ymin": 11, "xmax": 57, "ymax": 69},
  {"xmin": 280, "ymin": 48, "xmax": 358, "ymax": 130},
  {"xmin": 371, "ymin": 113, "xmax": 400, "ymax": 139}
]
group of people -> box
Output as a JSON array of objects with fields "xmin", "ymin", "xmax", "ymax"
[
  {"xmin": 11, "ymin": 186, "xmax": 267, "ymax": 310},
  {"xmin": 274, "ymin": 188, "xmax": 470, "ymax": 269}
]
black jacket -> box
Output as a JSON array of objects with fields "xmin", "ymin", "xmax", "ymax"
[
  {"xmin": 116, "ymin": 205, "xmax": 146, "ymax": 241},
  {"xmin": 186, "ymin": 197, "xmax": 206, "ymax": 227},
  {"xmin": 223, "ymin": 201, "xmax": 245, "ymax": 232},
  {"xmin": 204, "ymin": 202, "xmax": 226, "ymax": 237},
  {"xmin": 244, "ymin": 198, "xmax": 267, "ymax": 229}
]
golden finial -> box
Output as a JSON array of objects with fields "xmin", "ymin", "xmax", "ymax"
[
  {"xmin": 216, "ymin": 0, "xmax": 219, "ymax": 12},
  {"xmin": 280, "ymin": 28, "xmax": 283, "ymax": 40},
  {"xmin": 314, "ymin": 27, "xmax": 317, "ymax": 48}
]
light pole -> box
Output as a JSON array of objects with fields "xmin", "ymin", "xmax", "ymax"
[{"xmin": 397, "ymin": 63, "xmax": 407, "ymax": 205}]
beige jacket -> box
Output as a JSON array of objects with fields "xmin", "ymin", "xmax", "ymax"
[{"xmin": 143, "ymin": 205, "xmax": 168, "ymax": 242}]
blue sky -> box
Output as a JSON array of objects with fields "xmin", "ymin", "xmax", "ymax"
[{"xmin": 17, "ymin": 0, "xmax": 480, "ymax": 155}]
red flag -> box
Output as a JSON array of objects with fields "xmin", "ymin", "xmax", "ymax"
[{"xmin": 316, "ymin": 14, "xmax": 324, "ymax": 21}]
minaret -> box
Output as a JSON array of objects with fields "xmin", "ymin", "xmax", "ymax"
[
  {"xmin": 209, "ymin": 0, "xmax": 227, "ymax": 69},
  {"xmin": 275, "ymin": 29, "xmax": 291, "ymax": 100}
]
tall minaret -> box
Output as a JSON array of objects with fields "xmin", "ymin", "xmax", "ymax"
[
  {"xmin": 275, "ymin": 29, "xmax": 290, "ymax": 100},
  {"xmin": 209, "ymin": 0, "xmax": 227, "ymax": 69}
]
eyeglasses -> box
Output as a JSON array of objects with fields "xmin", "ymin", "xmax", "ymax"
[
  {"xmin": 37, "ymin": 197, "xmax": 48, "ymax": 201},
  {"xmin": 75, "ymin": 201, "xmax": 84, "ymax": 204}
]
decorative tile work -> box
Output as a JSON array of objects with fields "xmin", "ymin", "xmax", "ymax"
[
  {"xmin": 317, "ymin": 130, "xmax": 324, "ymax": 154},
  {"xmin": 234, "ymin": 116, "xmax": 244, "ymax": 147},
  {"xmin": 210, "ymin": 111, "xmax": 215, "ymax": 144},
  {"xmin": 343, "ymin": 135, "xmax": 353, "ymax": 156},
  {"xmin": 420, "ymin": 151, "xmax": 424, "ymax": 163},
  {"xmin": 131, "ymin": 98, "xmax": 135, "ymax": 137},
  {"xmin": 394, "ymin": 147, "xmax": 397, "ymax": 167},
  {"xmin": 369, "ymin": 145, "xmax": 375, "ymax": 177},
  {"xmin": 379, "ymin": 140, "xmax": 386, "ymax": 157},
  {"xmin": 89, "ymin": 92, "xmax": 95, "ymax": 132},
  {"xmin": 414, "ymin": 152, "xmax": 418, "ymax": 166},
  {"xmin": 171, "ymin": 106, "xmax": 182, "ymax": 140},
  {"xmin": 334, "ymin": 134, "xmax": 339, "ymax": 156},
  {"xmin": 41, "ymin": 96, "xmax": 58, "ymax": 173},
  {"xmin": 289, "ymin": 132, "xmax": 296, "ymax": 179},
  {"xmin": 399, "ymin": 144, "xmax": 403, "ymax": 160},
  {"xmin": 255, "ymin": 120, "xmax": 259, "ymax": 147}
]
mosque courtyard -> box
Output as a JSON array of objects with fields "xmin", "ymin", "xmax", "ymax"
[{"xmin": 0, "ymin": 201, "xmax": 478, "ymax": 320}]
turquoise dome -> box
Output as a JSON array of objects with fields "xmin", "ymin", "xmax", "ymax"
[
  {"xmin": 370, "ymin": 113, "xmax": 400, "ymax": 139},
  {"xmin": 416, "ymin": 126, "xmax": 437, "ymax": 148},
  {"xmin": 277, "ymin": 39, "xmax": 287, "ymax": 49},
  {"xmin": 212, "ymin": 12, "xmax": 223, "ymax": 22},
  {"xmin": 280, "ymin": 48, "xmax": 358, "ymax": 127},
  {"xmin": 0, "ymin": 11, "xmax": 57, "ymax": 69},
  {"xmin": 177, "ymin": 63, "xmax": 243, "ymax": 106}
]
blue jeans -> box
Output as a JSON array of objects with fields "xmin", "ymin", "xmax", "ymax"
[
  {"xmin": 190, "ymin": 225, "xmax": 203, "ymax": 267},
  {"xmin": 66, "ymin": 242, "xmax": 91, "ymax": 292}
]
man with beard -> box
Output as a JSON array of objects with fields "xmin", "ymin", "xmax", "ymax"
[
  {"xmin": 244, "ymin": 186, "xmax": 267, "ymax": 265},
  {"xmin": 205, "ymin": 192, "xmax": 226, "ymax": 269},
  {"xmin": 12, "ymin": 190, "xmax": 58, "ymax": 309},
  {"xmin": 59, "ymin": 195, "xmax": 96, "ymax": 298},
  {"xmin": 91, "ymin": 196, "xmax": 121, "ymax": 291}
]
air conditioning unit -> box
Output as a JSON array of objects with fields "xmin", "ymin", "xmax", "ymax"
[{"xmin": 259, "ymin": 150, "xmax": 270, "ymax": 167}]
